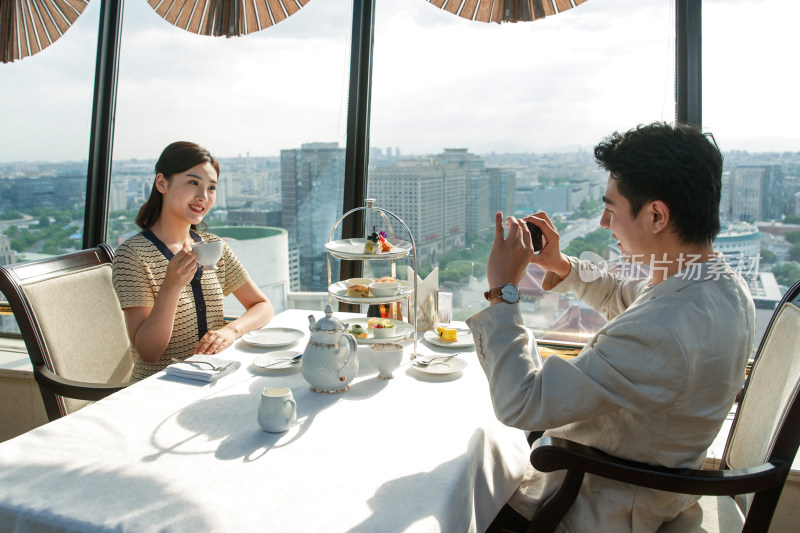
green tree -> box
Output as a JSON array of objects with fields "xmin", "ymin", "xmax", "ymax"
[
  {"xmin": 790, "ymin": 244, "xmax": 800, "ymax": 262},
  {"xmin": 563, "ymin": 228, "xmax": 613, "ymax": 259},
  {"xmin": 760, "ymin": 249, "xmax": 777, "ymax": 264},
  {"xmin": 783, "ymin": 215, "xmax": 800, "ymax": 224},
  {"xmin": 772, "ymin": 263, "xmax": 800, "ymax": 287},
  {"xmin": 570, "ymin": 198, "xmax": 604, "ymax": 220},
  {"xmin": 785, "ymin": 231, "xmax": 800, "ymax": 244}
]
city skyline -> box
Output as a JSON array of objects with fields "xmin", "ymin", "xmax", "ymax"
[{"xmin": 2, "ymin": 0, "xmax": 799, "ymax": 163}]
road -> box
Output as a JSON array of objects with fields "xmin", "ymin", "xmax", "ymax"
[{"xmin": 559, "ymin": 213, "xmax": 603, "ymax": 247}]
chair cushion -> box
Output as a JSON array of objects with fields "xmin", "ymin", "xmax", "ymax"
[
  {"xmin": 23, "ymin": 264, "xmax": 133, "ymax": 414},
  {"xmin": 658, "ymin": 495, "xmax": 744, "ymax": 533}
]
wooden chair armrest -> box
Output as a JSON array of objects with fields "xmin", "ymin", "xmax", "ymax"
[
  {"xmin": 531, "ymin": 436, "xmax": 790, "ymax": 496},
  {"xmin": 34, "ymin": 364, "xmax": 130, "ymax": 402}
]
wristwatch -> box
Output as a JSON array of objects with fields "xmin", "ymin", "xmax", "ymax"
[{"xmin": 484, "ymin": 283, "xmax": 520, "ymax": 304}]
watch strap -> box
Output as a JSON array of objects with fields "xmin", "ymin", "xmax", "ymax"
[
  {"xmin": 484, "ymin": 286, "xmax": 503, "ymax": 302},
  {"xmin": 484, "ymin": 284, "xmax": 519, "ymax": 304}
]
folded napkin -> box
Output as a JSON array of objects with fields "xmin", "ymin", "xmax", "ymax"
[{"xmin": 165, "ymin": 355, "xmax": 241, "ymax": 382}]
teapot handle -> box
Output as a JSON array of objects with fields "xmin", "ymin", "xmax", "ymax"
[{"xmin": 337, "ymin": 333, "xmax": 358, "ymax": 382}]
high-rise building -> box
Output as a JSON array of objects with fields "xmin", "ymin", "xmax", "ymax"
[
  {"xmin": 486, "ymin": 167, "xmax": 516, "ymax": 221},
  {"xmin": 0, "ymin": 234, "xmax": 15, "ymax": 266},
  {"xmin": 280, "ymin": 142, "xmax": 346, "ymax": 291},
  {"xmin": 367, "ymin": 158, "xmax": 465, "ymax": 266},
  {"xmin": 466, "ymin": 174, "xmax": 490, "ymax": 238},
  {"xmin": 109, "ymin": 180, "xmax": 126, "ymax": 212},
  {"xmin": 725, "ymin": 165, "xmax": 785, "ymax": 222}
]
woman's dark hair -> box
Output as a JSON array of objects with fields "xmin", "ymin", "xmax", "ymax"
[
  {"xmin": 136, "ymin": 141, "xmax": 220, "ymax": 230},
  {"xmin": 594, "ymin": 122, "xmax": 723, "ymax": 245}
]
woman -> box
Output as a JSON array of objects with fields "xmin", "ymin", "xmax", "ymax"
[{"xmin": 112, "ymin": 141, "xmax": 274, "ymax": 381}]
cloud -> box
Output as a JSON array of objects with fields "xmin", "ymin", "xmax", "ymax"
[{"xmin": 1, "ymin": 0, "xmax": 798, "ymax": 163}]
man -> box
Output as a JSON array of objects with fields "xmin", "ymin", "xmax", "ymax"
[{"xmin": 467, "ymin": 122, "xmax": 755, "ymax": 531}]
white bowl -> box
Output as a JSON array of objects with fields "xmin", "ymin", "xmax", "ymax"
[
  {"xmin": 345, "ymin": 277, "xmax": 374, "ymax": 287},
  {"xmin": 371, "ymin": 325, "xmax": 397, "ymax": 338},
  {"xmin": 369, "ymin": 343, "xmax": 403, "ymax": 379},
  {"xmin": 369, "ymin": 281, "xmax": 400, "ymax": 297}
]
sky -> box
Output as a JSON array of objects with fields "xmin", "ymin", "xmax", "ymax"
[{"xmin": 1, "ymin": 0, "xmax": 799, "ymax": 163}]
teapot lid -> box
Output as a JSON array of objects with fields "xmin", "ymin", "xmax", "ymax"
[{"xmin": 313, "ymin": 305, "xmax": 345, "ymax": 331}]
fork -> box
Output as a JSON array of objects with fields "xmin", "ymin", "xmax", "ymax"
[
  {"xmin": 170, "ymin": 357, "xmax": 225, "ymax": 371},
  {"xmin": 413, "ymin": 354, "xmax": 460, "ymax": 367}
]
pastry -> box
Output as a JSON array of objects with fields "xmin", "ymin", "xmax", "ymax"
[
  {"xmin": 436, "ymin": 326, "xmax": 458, "ymax": 342},
  {"xmin": 349, "ymin": 324, "xmax": 368, "ymax": 338},
  {"xmin": 375, "ymin": 276, "xmax": 397, "ymax": 283},
  {"xmin": 379, "ymin": 234, "xmax": 393, "ymax": 252},
  {"xmin": 347, "ymin": 284, "xmax": 372, "ymax": 297},
  {"xmin": 368, "ymin": 318, "xmax": 395, "ymax": 330},
  {"xmin": 363, "ymin": 227, "xmax": 381, "ymax": 255}
]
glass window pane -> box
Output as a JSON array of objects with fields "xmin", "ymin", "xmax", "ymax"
[
  {"xmin": 368, "ymin": 0, "xmax": 673, "ymax": 340},
  {"xmin": 704, "ymin": 0, "xmax": 800, "ymax": 346},
  {"xmin": 0, "ymin": 2, "xmax": 100, "ymax": 335},
  {"xmin": 109, "ymin": 1, "xmax": 353, "ymax": 316}
]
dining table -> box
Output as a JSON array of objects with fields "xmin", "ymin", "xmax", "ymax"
[{"xmin": 0, "ymin": 309, "xmax": 530, "ymax": 532}]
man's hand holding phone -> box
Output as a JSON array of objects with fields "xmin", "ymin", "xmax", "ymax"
[{"xmin": 524, "ymin": 212, "xmax": 572, "ymax": 281}]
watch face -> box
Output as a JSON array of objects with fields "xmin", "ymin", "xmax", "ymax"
[{"xmin": 501, "ymin": 284, "xmax": 520, "ymax": 303}]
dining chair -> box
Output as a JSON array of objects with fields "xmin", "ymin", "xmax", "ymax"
[
  {"xmin": 526, "ymin": 278, "xmax": 800, "ymax": 533},
  {"xmin": 0, "ymin": 244, "xmax": 134, "ymax": 421}
]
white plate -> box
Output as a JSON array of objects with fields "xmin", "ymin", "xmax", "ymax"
[
  {"xmin": 423, "ymin": 329, "xmax": 475, "ymax": 349},
  {"xmin": 242, "ymin": 327, "xmax": 304, "ymax": 348},
  {"xmin": 253, "ymin": 351, "xmax": 302, "ymax": 371},
  {"xmin": 325, "ymin": 238, "xmax": 412, "ymax": 260},
  {"xmin": 329, "ymin": 280, "xmax": 413, "ymax": 304},
  {"xmin": 342, "ymin": 318, "xmax": 414, "ymax": 344},
  {"xmin": 411, "ymin": 356, "xmax": 468, "ymax": 375}
]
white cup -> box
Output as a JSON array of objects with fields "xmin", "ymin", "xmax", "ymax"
[
  {"xmin": 258, "ymin": 387, "xmax": 297, "ymax": 433},
  {"xmin": 190, "ymin": 240, "xmax": 223, "ymax": 270},
  {"xmin": 369, "ymin": 343, "xmax": 404, "ymax": 380}
]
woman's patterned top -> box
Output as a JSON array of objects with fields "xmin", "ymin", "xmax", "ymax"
[{"xmin": 111, "ymin": 230, "xmax": 249, "ymax": 381}]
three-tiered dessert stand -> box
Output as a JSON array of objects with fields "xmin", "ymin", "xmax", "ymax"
[{"xmin": 325, "ymin": 199, "xmax": 420, "ymax": 355}]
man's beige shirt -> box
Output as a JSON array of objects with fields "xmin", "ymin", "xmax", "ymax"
[{"xmin": 466, "ymin": 254, "xmax": 755, "ymax": 532}]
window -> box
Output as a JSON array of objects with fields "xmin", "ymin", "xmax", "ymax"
[
  {"xmin": 704, "ymin": 0, "xmax": 800, "ymax": 342},
  {"xmin": 0, "ymin": 2, "xmax": 100, "ymax": 334},
  {"xmin": 366, "ymin": 0, "xmax": 673, "ymax": 340},
  {"xmin": 108, "ymin": 0, "xmax": 353, "ymax": 315}
]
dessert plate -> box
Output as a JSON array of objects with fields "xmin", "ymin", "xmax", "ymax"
[
  {"xmin": 411, "ymin": 356, "xmax": 467, "ymax": 375},
  {"xmin": 253, "ymin": 351, "xmax": 302, "ymax": 371},
  {"xmin": 423, "ymin": 329, "xmax": 475, "ymax": 349},
  {"xmin": 328, "ymin": 280, "xmax": 413, "ymax": 304},
  {"xmin": 342, "ymin": 318, "xmax": 414, "ymax": 344},
  {"xmin": 325, "ymin": 238, "xmax": 412, "ymax": 260},
  {"xmin": 242, "ymin": 327, "xmax": 304, "ymax": 348}
]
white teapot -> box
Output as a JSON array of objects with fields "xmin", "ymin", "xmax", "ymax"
[{"xmin": 301, "ymin": 305, "xmax": 359, "ymax": 393}]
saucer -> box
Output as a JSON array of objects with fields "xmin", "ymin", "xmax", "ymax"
[
  {"xmin": 411, "ymin": 356, "xmax": 467, "ymax": 375},
  {"xmin": 253, "ymin": 351, "xmax": 302, "ymax": 371}
]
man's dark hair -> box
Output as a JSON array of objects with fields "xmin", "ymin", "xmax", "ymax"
[{"xmin": 594, "ymin": 122, "xmax": 723, "ymax": 245}]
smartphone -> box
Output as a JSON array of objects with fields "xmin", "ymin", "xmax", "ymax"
[{"xmin": 526, "ymin": 221, "xmax": 544, "ymax": 252}]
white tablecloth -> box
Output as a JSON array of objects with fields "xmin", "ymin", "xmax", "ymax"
[{"xmin": 0, "ymin": 309, "xmax": 529, "ymax": 532}]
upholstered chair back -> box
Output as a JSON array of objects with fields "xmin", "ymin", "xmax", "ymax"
[
  {"xmin": 0, "ymin": 245, "xmax": 134, "ymax": 421},
  {"xmin": 22, "ymin": 263, "xmax": 134, "ymax": 414},
  {"xmin": 725, "ymin": 297, "xmax": 800, "ymax": 515}
]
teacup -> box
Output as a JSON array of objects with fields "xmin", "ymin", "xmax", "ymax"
[
  {"xmin": 369, "ymin": 281, "xmax": 400, "ymax": 297},
  {"xmin": 258, "ymin": 386, "xmax": 297, "ymax": 433},
  {"xmin": 369, "ymin": 343, "xmax": 403, "ymax": 380},
  {"xmin": 191, "ymin": 240, "xmax": 223, "ymax": 270}
]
